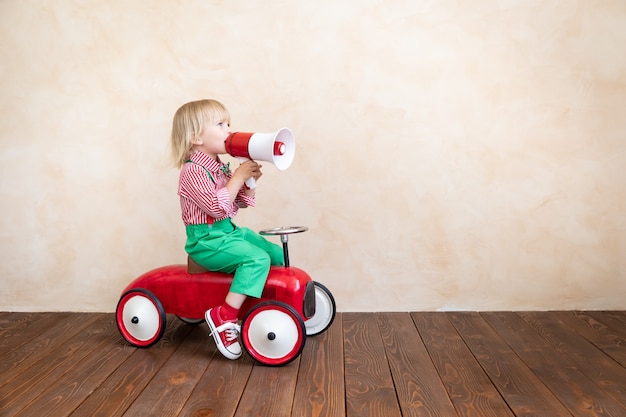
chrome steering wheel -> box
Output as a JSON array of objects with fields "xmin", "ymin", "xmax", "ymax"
[{"xmin": 260, "ymin": 226, "xmax": 308, "ymax": 266}]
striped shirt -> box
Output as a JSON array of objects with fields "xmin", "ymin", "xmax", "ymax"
[{"xmin": 178, "ymin": 151, "xmax": 255, "ymax": 226}]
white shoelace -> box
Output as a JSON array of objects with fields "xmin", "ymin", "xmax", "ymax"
[{"xmin": 211, "ymin": 322, "xmax": 241, "ymax": 342}]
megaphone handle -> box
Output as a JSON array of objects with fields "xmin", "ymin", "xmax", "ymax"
[
  {"xmin": 237, "ymin": 157, "xmax": 257, "ymax": 189},
  {"xmin": 245, "ymin": 177, "xmax": 257, "ymax": 189}
]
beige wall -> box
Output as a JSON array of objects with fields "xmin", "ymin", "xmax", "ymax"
[{"xmin": 1, "ymin": 1, "xmax": 624, "ymax": 312}]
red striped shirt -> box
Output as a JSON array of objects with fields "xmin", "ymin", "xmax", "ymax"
[{"xmin": 178, "ymin": 151, "xmax": 255, "ymax": 226}]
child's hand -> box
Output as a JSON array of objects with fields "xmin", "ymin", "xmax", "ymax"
[
  {"xmin": 228, "ymin": 160, "xmax": 263, "ymax": 199},
  {"xmin": 234, "ymin": 160, "xmax": 263, "ymax": 182}
]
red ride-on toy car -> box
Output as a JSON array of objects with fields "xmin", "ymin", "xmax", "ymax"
[{"xmin": 115, "ymin": 226, "xmax": 335, "ymax": 366}]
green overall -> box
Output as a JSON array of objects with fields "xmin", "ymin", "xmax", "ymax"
[{"xmin": 184, "ymin": 163, "xmax": 284, "ymax": 298}]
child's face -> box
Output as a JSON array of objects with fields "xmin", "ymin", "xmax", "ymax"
[{"xmin": 195, "ymin": 118, "xmax": 231, "ymax": 158}]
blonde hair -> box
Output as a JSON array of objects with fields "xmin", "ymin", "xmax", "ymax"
[{"xmin": 170, "ymin": 99, "xmax": 231, "ymax": 168}]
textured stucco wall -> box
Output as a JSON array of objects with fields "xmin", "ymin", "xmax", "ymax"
[{"xmin": 1, "ymin": 0, "xmax": 624, "ymax": 311}]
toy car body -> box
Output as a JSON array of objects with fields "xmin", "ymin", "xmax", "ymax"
[{"xmin": 115, "ymin": 227, "xmax": 335, "ymax": 366}]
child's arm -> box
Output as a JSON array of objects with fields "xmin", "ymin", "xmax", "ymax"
[{"xmin": 226, "ymin": 160, "xmax": 262, "ymax": 204}]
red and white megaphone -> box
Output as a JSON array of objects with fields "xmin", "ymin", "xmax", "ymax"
[{"xmin": 224, "ymin": 127, "xmax": 295, "ymax": 189}]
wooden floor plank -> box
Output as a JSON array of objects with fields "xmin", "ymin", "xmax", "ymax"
[
  {"xmin": 9, "ymin": 313, "xmax": 137, "ymax": 417},
  {"xmin": 553, "ymin": 311, "xmax": 626, "ymax": 368},
  {"xmin": 585, "ymin": 311, "xmax": 626, "ymax": 340},
  {"xmin": 291, "ymin": 312, "xmax": 345, "ymax": 417},
  {"xmin": 343, "ymin": 312, "xmax": 402, "ymax": 417},
  {"xmin": 0, "ymin": 313, "xmax": 117, "ymax": 416},
  {"xmin": 0, "ymin": 312, "xmax": 103, "ymax": 387},
  {"xmin": 483, "ymin": 311, "xmax": 626, "ymax": 417},
  {"xmin": 518, "ymin": 312, "xmax": 626, "ymax": 409},
  {"xmin": 121, "ymin": 324, "xmax": 215, "ymax": 417},
  {"xmin": 2, "ymin": 311, "xmax": 625, "ymax": 416},
  {"xmin": 177, "ymin": 351, "xmax": 255, "ymax": 417},
  {"xmin": 413, "ymin": 312, "xmax": 515, "ymax": 417},
  {"xmin": 0, "ymin": 312, "xmax": 39, "ymax": 335},
  {"xmin": 0, "ymin": 312, "xmax": 74, "ymax": 356},
  {"xmin": 234, "ymin": 358, "xmax": 302, "ymax": 417},
  {"xmin": 378, "ymin": 312, "xmax": 457, "ymax": 417},
  {"xmin": 67, "ymin": 315, "xmax": 193, "ymax": 417},
  {"xmin": 448, "ymin": 312, "xmax": 572, "ymax": 417}
]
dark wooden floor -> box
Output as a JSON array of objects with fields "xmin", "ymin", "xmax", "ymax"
[{"xmin": 1, "ymin": 311, "xmax": 625, "ymax": 417}]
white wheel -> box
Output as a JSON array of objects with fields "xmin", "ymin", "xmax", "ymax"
[
  {"xmin": 241, "ymin": 302, "xmax": 306, "ymax": 366},
  {"xmin": 305, "ymin": 282, "xmax": 336, "ymax": 336},
  {"xmin": 116, "ymin": 289, "xmax": 166, "ymax": 348}
]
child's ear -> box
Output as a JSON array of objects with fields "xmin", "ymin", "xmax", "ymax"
[{"xmin": 191, "ymin": 133, "xmax": 203, "ymax": 145}]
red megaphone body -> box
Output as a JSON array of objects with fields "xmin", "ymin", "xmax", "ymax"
[{"xmin": 224, "ymin": 128, "xmax": 295, "ymax": 188}]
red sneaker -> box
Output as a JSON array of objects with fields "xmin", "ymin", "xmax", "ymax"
[{"xmin": 205, "ymin": 307, "xmax": 242, "ymax": 360}]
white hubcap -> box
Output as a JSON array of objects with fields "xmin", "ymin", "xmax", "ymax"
[
  {"xmin": 247, "ymin": 309, "xmax": 299, "ymax": 359},
  {"xmin": 123, "ymin": 295, "xmax": 160, "ymax": 341},
  {"xmin": 305, "ymin": 287, "xmax": 333, "ymax": 335}
]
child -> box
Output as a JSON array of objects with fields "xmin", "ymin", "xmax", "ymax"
[{"xmin": 170, "ymin": 99, "xmax": 285, "ymax": 360}]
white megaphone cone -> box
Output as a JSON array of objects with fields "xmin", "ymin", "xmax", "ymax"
[{"xmin": 224, "ymin": 128, "xmax": 295, "ymax": 189}]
